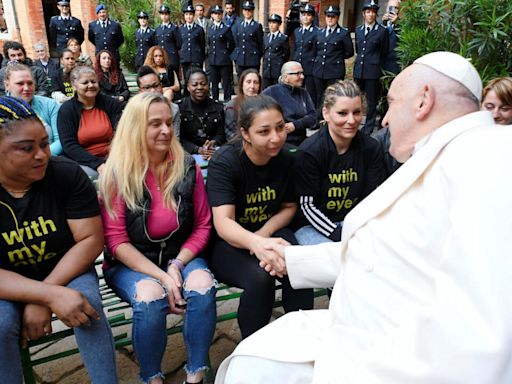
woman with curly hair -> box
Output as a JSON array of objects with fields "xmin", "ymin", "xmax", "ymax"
[{"xmin": 144, "ymin": 46, "xmax": 181, "ymax": 101}]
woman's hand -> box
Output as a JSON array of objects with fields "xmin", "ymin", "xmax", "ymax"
[
  {"xmin": 21, "ymin": 304, "xmax": 53, "ymax": 346},
  {"xmin": 284, "ymin": 122, "xmax": 295, "ymax": 134},
  {"xmin": 198, "ymin": 142, "xmax": 216, "ymax": 160},
  {"xmin": 162, "ymin": 269, "xmax": 185, "ymax": 315},
  {"xmin": 46, "ymin": 286, "xmax": 99, "ymax": 328},
  {"xmin": 249, "ymin": 235, "xmax": 289, "ymax": 277}
]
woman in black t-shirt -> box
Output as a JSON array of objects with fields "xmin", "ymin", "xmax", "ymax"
[
  {"xmin": 207, "ymin": 95, "xmax": 314, "ymax": 339},
  {"xmin": 294, "ymin": 80, "xmax": 386, "ymax": 244},
  {"xmin": 0, "ymin": 96, "xmax": 117, "ymax": 383}
]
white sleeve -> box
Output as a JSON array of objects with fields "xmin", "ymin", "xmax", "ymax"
[
  {"xmin": 285, "ymin": 241, "xmax": 342, "ymax": 289},
  {"xmin": 357, "ymin": 131, "xmax": 512, "ymax": 384}
]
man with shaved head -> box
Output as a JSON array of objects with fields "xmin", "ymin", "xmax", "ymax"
[
  {"xmin": 262, "ymin": 61, "xmax": 316, "ymax": 145},
  {"xmin": 215, "ymin": 51, "xmax": 512, "ymax": 384}
]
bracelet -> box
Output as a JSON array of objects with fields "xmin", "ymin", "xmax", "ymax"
[{"xmin": 168, "ymin": 258, "xmax": 184, "ymax": 272}]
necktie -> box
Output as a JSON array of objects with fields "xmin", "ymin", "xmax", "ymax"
[
  {"xmin": 269, "ymin": 34, "xmax": 273, "ymax": 43},
  {"xmin": 366, "ymin": 26, "xmax": 370, "ymax": 36},
  {"xmin": 102, "ymin": 22, "xmax": 106, "ymax": 30},
  {"xmin": 326, "ymin": 28, "xmax": 331, "ymax": 38},
  {"xmin": 188, "ymin": 24, "xmax": 191, "ymax": 31}
]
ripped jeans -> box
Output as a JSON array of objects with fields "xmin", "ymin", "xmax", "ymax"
[{"xmin": 104, "ymin": 258, "xmax": 216, "ymax": 383}]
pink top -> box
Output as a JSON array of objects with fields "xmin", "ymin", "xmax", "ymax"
[{"xmin": 102, "ymin": 164, "xmax": 211, "ymax": 258}]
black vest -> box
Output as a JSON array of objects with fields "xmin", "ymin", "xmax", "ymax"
[{"xmin": 104, "ymin": 154, "xmax": 197, "ymax": 269}]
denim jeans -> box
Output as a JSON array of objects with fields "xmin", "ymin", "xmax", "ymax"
[
  {"xmin": 295, "ymin": 223, "xmax": 343, "ymax": 245},
  {"xmin": 0, "ymin": 269, "xmax": 118, "ymax": 384},
  {"xmin": 104, "ymin": 257, "xmax": 216, "ymax": 383}
]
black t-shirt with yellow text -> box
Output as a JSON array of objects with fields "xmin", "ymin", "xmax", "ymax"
[
  {"xmin": 0, "ymin": 157, "xmax": 99, "ymax": 280},
  {"xmin": 207, "ymin": 142, "xmax": 296, "ymax": 233}
]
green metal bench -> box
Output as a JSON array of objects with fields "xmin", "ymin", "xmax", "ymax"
[{"xmin": 20, "ymin": 267, "xmax": 326, "ymax": 383}]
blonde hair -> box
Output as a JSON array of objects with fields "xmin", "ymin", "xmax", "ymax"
[
  {"xmin": 99, "ymin": 92, "xmax": 185, "ymax": 216},
  {"xmin": 482, "ymin": 77, "xmax": 512, "ymax": 107}
]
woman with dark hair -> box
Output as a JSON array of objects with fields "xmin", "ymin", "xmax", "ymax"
[
  {"xmin": 294, "ymin": 80, "xmax": 386, "ymax": 245},
  {"xmin": 224, "ymin": 68, "xmax": 261, "ymax": 141},
  {"xmin": 481, "ymin": 77, "xmax": 512, "ymax": 125},
  {"xmin": 176, "ymin": 67, "xmax": 225, "ymax": 160},
  {"xmin": 67, "ymin": 37, "xmax": 92, "ymax": 67},
  {"xmin": 207, "ymin": 95, "xmax": 314, "ymax": 339},
  {"xmin": 0, "ymin": 96, "xmax": 117, "ymax": 383},
  {"xmin": 57, "ymin": 66, "xmax": 122, "ymax": 178},
  {"xmin": 100, "ymin": 92, "xmax": 215, "ymax": 384},
  {"xmin": 95, "ymin": 49, "xmax": 130, "ymax": 106},
  {"xmin": 50, "ymin": 48, "xmax": 76, "ymax": 104},
  {"xmin": 144, "ymin": 46, "xmax": 181, "ymax": 101}
]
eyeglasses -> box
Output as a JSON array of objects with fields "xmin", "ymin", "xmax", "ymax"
[
  {"xmin": 287, "ymin": 71, "xmax": 304, "ymax": 76},
  {"xmin": 140, "ymin": 83, "xmax": 162, "ymax": 91}
]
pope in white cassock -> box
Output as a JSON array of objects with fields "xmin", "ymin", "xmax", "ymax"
[{"xmin": 215, "ymin": 51, "xmax": 512, "ymax": 384}]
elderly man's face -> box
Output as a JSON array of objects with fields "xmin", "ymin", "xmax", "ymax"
[
  {"xmin": 383, "ymin": 66, "xmax": 424, "ymax": 163},
  {"xmin": 283, "ymin": 64, "xmax": 304, "ymax": 88},
  {"xmin": 195, "ymin": 6, "xmax": 204, "ymax": 18}
]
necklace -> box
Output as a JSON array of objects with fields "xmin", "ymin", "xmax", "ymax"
[{"xmin": 3, "ymin": 186, "xmax": 31, "ymax": 198}]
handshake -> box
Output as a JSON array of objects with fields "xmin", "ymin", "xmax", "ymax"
[{"xmin": 251, "ymin": 235, "xmax": 290, "ymax": 278}]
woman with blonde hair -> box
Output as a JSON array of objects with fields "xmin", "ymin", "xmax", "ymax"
[
  {"xmin": 294, "ymin": 80, "xmax": 386, "ymax": 245},
  {"xmin": 99, "ymin": 92, "xmax": 215, "ymax": 384},
  {"xmin": 144, "ymin": 46, "xmax": 181, "ymax": 100}
]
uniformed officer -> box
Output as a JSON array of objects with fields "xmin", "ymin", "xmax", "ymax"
[
  {"xmin": 354, "ymin": 0, "xmax": 389, "ymax": 135},
  {"xmin": 262, "ymin": 14, "xmax": 289, "ymax": 90},
  {"xmin": 49, "ymin": 0, "xmax": 84, "ymax": 55},
  {"xmin": 382, "ymin": 0, "xmax": 401, "ymax": 75},
  {"xmin": 134, "ymin": 11, "xmax": 156, "ymax": 71},
  {"xmin": 231, "ymin": 1, "xmax": 264, "ymax": 76},
  {"xmin": 223, "ymin": 0, "xmax": 238, "ymax": 28},
  {"xmin": 155, "ymin": 5, "xmax": 182, "ymax": 77},
  {"xmin": 208, "ymin": 5, "xmax": 235, "ymax": 101},
  {"xmin": 312, "ymin": 5, "xmax": 354, "ymax": 108},
  {"xmin": 88, "ymin": 4, "xmax": 124, "ymax": 66},
  {"xmin": 292, "ymin": 4, "xmax": 318, "ymax": 106},
  {"xmin": 179, "ymin": 5, "xmax": 205, "ymax": 81}
]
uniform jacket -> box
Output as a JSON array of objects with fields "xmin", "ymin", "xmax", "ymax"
[
  {"xmin": 49, "ymin": 15, "xmax": 84, "ymax": 54},
  {"xmin": 231, "ymin": 19, "xmax": 264, "ymax": 66},
  {"xmin": 223, "ymin": 14, "xmax": 238, "ymax": 28},
  {"xmin": 176, "ymin": 96, "xmax": 225, "ymax": 154},
  {"xmin": 382, "ymin": 23, "xmax": 400, "ymax": 74},
  {"xmin": 313, "ymin": 25, "xmax": 354, "ymax": 80},
  {"xmin": 207, "ymin": 22, "xmax": 235, "ymax": 66},
  {"xmin": 216, "ymin": 111, "xmax": 512, "ymax": 384},
  {"xmin": 135, "ymin": 27, "xmax": 156, "ymax": 67},
  {"xmin": 292, "ymin": 25, "xmax": 318, "ymax": 75},
  {"xmin": 263, "ymin": 31, "xmax": 289, "ymax": 79},
  {"xmin": 179, "ymin": 23, "xmax": 205, "ymax": 64},
  {"xmin": 155, "ymin": 23, "xmax": 182, "ymax": 67},
  {"xmin": 88, "ymin": 19, "xmax": 125, "ymax": 58},
  {"xmin": 353, "ymin": 23, "xmax": 389, "ymax": 80}
]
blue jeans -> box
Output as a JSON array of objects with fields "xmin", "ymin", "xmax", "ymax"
[
  {"xmin": 295, "ymin": 223, "xmax": 342, "ymax": 245},
  {"xmin": 0, "ymin": 269, "xmax": 118, "ymax": 384},
  {"xmin": 104, "ymin": 257, "xmax": 216, "ymax": 383}
]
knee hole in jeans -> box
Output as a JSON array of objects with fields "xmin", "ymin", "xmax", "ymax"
[
  {"xmin": 134, "ymin": 279, "xmax": 166, "ymax": 302},
  {"xmin": 183, "ymin": 270, "xmax": 214, "ymax": 294}
]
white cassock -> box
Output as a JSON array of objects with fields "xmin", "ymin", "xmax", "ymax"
[{"xmin": 216, "ymin": 111, "xmax": 512, "ymax": 384}]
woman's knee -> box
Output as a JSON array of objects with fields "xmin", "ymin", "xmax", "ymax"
[
  {"xmin": 0, "ymin": 300, "xmax": 21, "ymax": 341},
  {"xmin": 184, "ymin": 270, "xmax": 215, "ymax": 294},
  {"xmin": 134, "ymin": 279, "xmax": 166, "ymax": 302}
]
